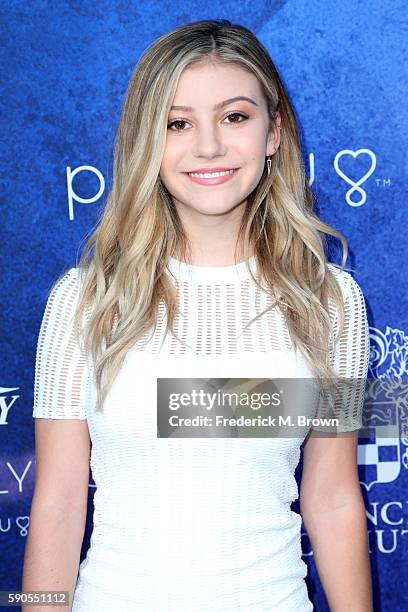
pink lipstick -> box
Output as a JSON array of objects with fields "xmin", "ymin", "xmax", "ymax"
[{"xmin": 184, "ymin": 167, "xmax": 239, "ymax": 186}]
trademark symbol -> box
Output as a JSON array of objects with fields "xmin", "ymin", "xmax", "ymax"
[{"xmin": 375, "ymin": 178, "xmax": 391, "ymax": 187}]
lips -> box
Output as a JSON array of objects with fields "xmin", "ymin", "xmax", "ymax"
[{"xmin": 184, "ymin": 168, "xmax": 239, "ymax": 186}]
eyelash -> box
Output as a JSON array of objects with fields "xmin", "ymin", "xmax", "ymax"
[{"xmin": 167, "ymin": 112, "xmax": 249, "ymax": 132}]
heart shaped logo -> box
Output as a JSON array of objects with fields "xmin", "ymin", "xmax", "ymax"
[{"xmin": 333, "ymin": 148, "xmax": 376, "ymax": 206}]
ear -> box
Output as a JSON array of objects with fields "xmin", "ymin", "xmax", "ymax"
[{"xmin": 266, "ymin": 111, "xmax": 281, "ymax": 157}]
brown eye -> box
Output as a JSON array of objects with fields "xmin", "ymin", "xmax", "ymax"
[
  {"xmin": 167, "ymin": 119, "xmax": 190, "ymax": 132},
  {"xmin": 167, "ymin": 112, "xmax": 248, "ymax": 131},
  {"xmin": 223, "ymin": 112, "xmax": 248, "ymax": 124}
]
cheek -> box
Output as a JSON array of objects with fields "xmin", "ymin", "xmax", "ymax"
[
  {"xmin": 161, "ymin": 141, "xmax": 184, "ymax": 173},
  {"xmin": 238, "ymin": 134, "xmax": 266, "ymax": 163},
  {"xmin": 160, "ymin": 147, "xmax": 171, "ymax": 169},
  {"xmin": 159, "ymin": 147, "xmax": 183, "ymax": 193},
  {"xmin": 159, "ymin": 157, "xmax": 175, "ymax": 186}
]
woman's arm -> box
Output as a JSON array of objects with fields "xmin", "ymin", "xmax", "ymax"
[
  {"xmin": 22, "ymin": 418, "xmax": 91, "ymax": 612},
  {"xmin": 300, "ymin": 266, "xmax": 373, "ymax": 609},
  {"xmin": 300, "ymin": 430, "xmax": 373, "ymax": 611},
  {"xmin": 23, "ymin": 267, "xmax": 91, "ymax": 610}
]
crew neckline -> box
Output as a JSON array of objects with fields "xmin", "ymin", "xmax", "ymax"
[{"xmin": 166, "ymin": 254, "xmax": 257, "ymax": 284}]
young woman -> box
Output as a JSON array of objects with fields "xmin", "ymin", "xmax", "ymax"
[{"xmin": 23, "ymin": 19, "xmax": 373, "ymax": 612}]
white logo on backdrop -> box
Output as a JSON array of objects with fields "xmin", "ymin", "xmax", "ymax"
[
  {"xmin": 333, "ymin": 148, "xmax": 376, "ymax": 207},
  {"xmin": 0, "ymin": 387, "xmax": 20, "ymax": 425},
  {"xmin": 66, "ymin": 165, "xmax": 105, "ymax": 221},
  {"xmin": 66, "ymin": 149, "xmax": 378, "ymax": 219}
]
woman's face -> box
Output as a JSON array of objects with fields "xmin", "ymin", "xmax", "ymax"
[{"xmin": 159, "ymin": 61, "xmax": 280, "ymax": 218}]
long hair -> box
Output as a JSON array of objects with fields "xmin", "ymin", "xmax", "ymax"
[{"xmin": 70, "ymin": 19, "xmax": 349, "ymax": 411}]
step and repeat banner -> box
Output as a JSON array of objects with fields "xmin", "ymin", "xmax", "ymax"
[{"xmin": 1, "ymin": 1, "xmax": 407, "ymax": 610}]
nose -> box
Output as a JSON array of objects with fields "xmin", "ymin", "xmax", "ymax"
[{"xmin": 192, "ymin": 122, "xmax": 227, "ymax": 159}]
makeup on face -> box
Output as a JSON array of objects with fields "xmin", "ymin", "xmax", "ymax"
[{"xmin": 183, "ymin": 167, "xmax": 240, "ymax": 186}]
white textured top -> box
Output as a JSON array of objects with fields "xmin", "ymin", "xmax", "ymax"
[{"xmin": 32, "ymin": 256, "xmax": 370, "ymax": 611}]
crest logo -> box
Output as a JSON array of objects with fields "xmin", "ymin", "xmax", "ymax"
[{"xmin": 358, "ymin": 327, "xmax": 408, "ymax": 490}]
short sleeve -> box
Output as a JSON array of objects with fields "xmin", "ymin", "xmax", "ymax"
[
  {"xmin": 32, "ymin": 267, "xmax": 89, "ymax": 420},
  {"xmin": 313, "ymin": 266, "xmax": 370, "ymax": 432}
]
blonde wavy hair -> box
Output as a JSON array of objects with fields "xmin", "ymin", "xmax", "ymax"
[{"xmin": 69, "ymin": 19, "xmax": 350, "ymax": 412}]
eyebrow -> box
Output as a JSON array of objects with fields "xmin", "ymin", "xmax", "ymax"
[{"xmin": 170, "ymin": 96, "xmax": 259, "ymax": 112}]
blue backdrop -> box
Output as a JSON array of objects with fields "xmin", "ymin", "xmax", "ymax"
[{"xmin": 1, "ymin": 1, "xmax": 407, "ymax": 610}]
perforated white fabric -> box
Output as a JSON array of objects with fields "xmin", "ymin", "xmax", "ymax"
[
  {"xmin": 31, "ymin": 257, "xmax": 370, "ymax": 611},
  {"xmin": 32, "ymin": 258, "xmax": 370, "ymax": 428},
  {"xmin": 32, "ymin": 268, "xmax": 89, "ymax": 420}
]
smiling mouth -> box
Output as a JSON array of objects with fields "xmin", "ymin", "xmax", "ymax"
[
  {"xmin": 186, "ymin": 169, "xmax": 237, "ymax": 178},
  {"xmin": 183, "ymin": 168, "xmax": 239, "ymax": 186}
]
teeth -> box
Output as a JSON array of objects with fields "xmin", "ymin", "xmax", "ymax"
[{"xmin": 189, "ymin": 169, "xmax": 235, "ymax": 178}]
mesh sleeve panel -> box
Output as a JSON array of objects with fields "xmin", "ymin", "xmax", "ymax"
[
  {"xmin": 313, "ymin": 266, "xmax": 371, "ymax": 432},
  {"xmin": 32, "ymin": 267, "xmax": 89, "ymax": 420}
]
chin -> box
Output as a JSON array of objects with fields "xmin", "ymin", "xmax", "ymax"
[{"xmin": 193, "ymin": 201, "xmax": 242, "ymax": 215}]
